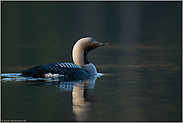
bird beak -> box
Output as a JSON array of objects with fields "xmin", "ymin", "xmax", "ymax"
[
  {"xmin": 98, "ymin": 42, "xmax": 109, "ymax": 47},
  {"xmin": 85, "ymin": 41, "xmax": 108, "ymax": 52}
]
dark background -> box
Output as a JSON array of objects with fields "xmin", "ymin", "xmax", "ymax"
[{"xmin": 1, "ymin": 1, "xmax": 182, "ymax": 122}]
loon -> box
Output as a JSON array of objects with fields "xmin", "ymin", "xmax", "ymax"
[{"xmin": 22, "ymin": 37, "xmax": 108, "ymax": 78}]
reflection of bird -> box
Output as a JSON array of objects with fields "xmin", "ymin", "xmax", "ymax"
[
  {"xmin": 21, "ymin": 37, "xmax": 108, "ymax": 78},
  {"xmin": 72, "ymin": 75, "xmax": 98, "ymax": 121}
]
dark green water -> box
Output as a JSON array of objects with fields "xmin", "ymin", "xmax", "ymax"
[{"xmin": 1, "ymin": 1, "xmax": 182, "ymax": 122}]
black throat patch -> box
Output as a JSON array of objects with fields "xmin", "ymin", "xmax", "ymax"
[{"xmin": 84, "ymin": 51, "xmax": 90, "ymax": 64}]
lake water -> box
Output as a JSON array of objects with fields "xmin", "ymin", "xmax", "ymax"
[{"xmin": 1, "ymin": 1, "xmax": 182, "ymax": 122}]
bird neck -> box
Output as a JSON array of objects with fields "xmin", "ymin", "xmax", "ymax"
[
  {"xmin": 72, "ymin": 50, "xmax": 97, "ymax": 75},
  {"xmin": 72, "ymin": 41, "xmax": 97, "ymax": 75},
  {"xmin": 72, "ymin": 45, "xmax": 89, "ymax": 66}
]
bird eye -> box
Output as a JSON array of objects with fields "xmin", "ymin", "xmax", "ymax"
[{"xmin": 89, "ymin": 42, "xmax": 92, "ymax": 45}]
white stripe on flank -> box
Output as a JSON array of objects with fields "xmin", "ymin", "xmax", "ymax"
[
  {"xmin": 70, "ymin": 63, "xmax": 75, "ymax": 68},
  {"xmin": 66, "ymin": 63, "xmax": 71, "ymax": 68},
  {"xmin": 74, "ymin": 64, "xmax": 79, "ymax": 68},
  {"xmin": 65, "ymin": 63, "xmax": 70, "ymax": 68},
  {"xmin": 56, "ymin": 62, "xmax": 81, "ymax": 68},
  {"xmin": 57, "ymin": 63, "xmax": 61, "ymax": 67},
  {"xmin": 67, "ymin": 63, "xmax": 72, "ymax": 68},
  {"xmin": 61, "ymin": 63, "xmax": 66, "ymax": 67}
]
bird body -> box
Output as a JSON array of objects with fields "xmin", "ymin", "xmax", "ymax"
[{"xmin": 21, "ymin": 37, "xmax": 108, "ymax": 78}]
